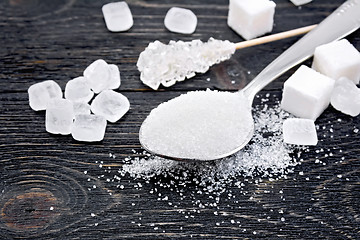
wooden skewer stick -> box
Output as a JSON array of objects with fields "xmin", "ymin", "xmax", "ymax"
[{"xmin": 235, "ymin": 24, "xmax": 317, "ymax": 50}]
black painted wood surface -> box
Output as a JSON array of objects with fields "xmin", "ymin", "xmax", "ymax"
[{"xmin": 1, "ymin": 0, "xmax": 359, "ymax": 239}]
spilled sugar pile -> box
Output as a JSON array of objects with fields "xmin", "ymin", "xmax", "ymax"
[{"xmin": 122, "ymin": 100, "xmax": 304, "ymax": 189}]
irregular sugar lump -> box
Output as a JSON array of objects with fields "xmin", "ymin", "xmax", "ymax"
[
  {"xmin": 73, "ymin": 102, "xmax": 91, "ymax": 115},
  {"xmin": 283, "ymin": 118, "xmax": 318, "ymax": 146},
  {"xmin": 65, "ymin": 76, "xmax": 94, "ymax": 103},
  {"xmin": 289, "ymin": 0, "xmax": 312, "ymax": 6},
  {"xmin": 45, "ymin": 98, "xmax": 74, "ymax": 135},
  {"xmin": 71, "ymin": 114, "xmax": 107, "ymax": 142},
  {"xmin": 102, "ymin": 1, "xmax": 133, "ymax": 32},
  {"xmin": 28, "ymin": 80, "xmax": 62, "ymax": 111},
  {"xmin": 280, "ymin": 65, "xmax": 335, "ymax": 120},
  {"xmin": 164, "ymin": 7, "xmax": 197, "ymax": 34},
  {"xmin": 227, "ymin": 0, "xmax": 276, "ymax": 40},
  {"xmin": 83, "ymin": 59, "xmax": 121, "ymax": 93},
  {"xmin": 331, "ymin": 77, "xmax": 360, "ymax": 117},
  {"xmin": 312, "ymin": 39, "xmax": 360, "ymax": 84},
  {"xmin": 90, "ymin": 90, "xmax": 130, "ymax": 123}
]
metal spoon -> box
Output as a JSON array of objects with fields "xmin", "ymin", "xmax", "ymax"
[{"xmin": 139, "ymin": 0, "xmax": 360, "ymax": 161}]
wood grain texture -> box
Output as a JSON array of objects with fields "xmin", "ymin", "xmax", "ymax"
[{"xmin": 0, "ymin": 0, "xmax": 359, "ymax": 239}]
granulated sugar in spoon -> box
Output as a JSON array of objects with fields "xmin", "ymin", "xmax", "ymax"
[
  {"xmin": 139, "ymin": 0, "xmax": 360, "ymax": 161},
  {"xmin": 137, "ymin": 25, "xmax": 316, "ymax": 90}
]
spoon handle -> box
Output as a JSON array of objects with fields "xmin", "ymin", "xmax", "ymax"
[{"xmin": 242, "ymin": 0, "xmax": 360, "ymax": 101}]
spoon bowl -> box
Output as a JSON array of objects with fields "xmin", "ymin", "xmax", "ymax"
[{"xmin": 139, "ymin": 0, "xmax": 360, "ymax": 161}]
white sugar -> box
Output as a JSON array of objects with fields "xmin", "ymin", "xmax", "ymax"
[
  {"xmin": 28, "ymin": 80, "xmax": 62, "ymax": 111},
  {"xmin": 65, "ymin": 76, "xmax": 94, "ymax": 103},
  {"xmin": 102, "ymin": 1, "xmax": 133, "ymax": 32},
  {"xmin": 71, "ymin": 114, "xmax": 107, "ymax": 142},
  {"xmin": 91, "ymin": 90, "xmax": 130, "ymax": 123},
  {"xmin": 283, "ymin": 118, "xmax": 318, "ymax": 145},
  {"xmin": 164, "ymin": 7, "xmax": 197, "ymax": 34},
  {"xmin": 289, "ymin": 0, "xmax": 312, "ymax": 6},
  {"xmin": 137, "ymin": 38, "xmax": 236, "ymax": 90},
  {"xmin": 330, "ymin": 77, "xmax": 360, "ymax": 117},
  {"xmin": 45, "ymin": 98, "xmax": 74, "ymax": 135},
  {"xmin": 140, "ymin": 90, "xmax": 253, "ymax": 160},
  {"xmin": 73, "ymin": 102, "xmax": 91, "ymax": 115}
]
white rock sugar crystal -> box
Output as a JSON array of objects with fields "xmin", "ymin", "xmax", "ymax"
[
  {"xmin": 28, "ymin": 80, "xmax": 62, "ymax": 111},
  {"xmin": 227, "ymin": 0, "xmax": 276, "ymax": 40},
  {"xmin": 164, "ymin": 7, "xmax": 197, "ymax": 34},
  {"xmin": 331, "ymin": 77, "xmax": 360, "ymax": 117},
  {"xmin": 65, "ymin": 76, "xmax": 94, "ymax": 103},
  {"xmin": 283, "ymin": 118, "xmax": 318, "ymax": 146},
  {"xmin": 281, "ymin": 65, "xmax": 335, "ymax": 120},
  {"xmin": 102, "ymin": 1, "xmax": 133, "ymax": 32},
  {"xmin": 289, "ymin": 0, "xmax": 312, "ymax": 6},
  {"xmin": 140, "ymin": 90, "xmax": 254, "ymax": 160},
  {"xmin": 91, "ymin": 90, "xmax": 130, "ymax": 123},
  {"xmin": 71, "ymin": 114, "xmax": 107, "ymax": 142},
  {"xmin": 84, "ymin": 59, "xmax": 121, "ymax": 94},
  {"xmin": 73, "ymin": 102, "xmax": 91, "ymax": 115},
  {"xmin": 312, "ymin": 39, "xmax": 360, "ymax": 84},
  {"xmin": 137, "ymin": 38, "xmax": 236, "ymax": 90},
  {"xmin": 45, "ymin": 98, "xmax": 74, "ymax": 135}
]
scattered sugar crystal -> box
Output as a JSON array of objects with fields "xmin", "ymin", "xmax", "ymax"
[
  {"xmin": 45, "ymin": 98, "xmax": 74, "ymax": 135},
  {"xmin": 140, "ymin": 90, "xmax": 254, "ymax": 160},
  {"xmin": 281, "ymin": 65, "xmax": 335, "ymax": 120},
  {"xmin": 289, "ymin": 0, "xmax": 312, "ymax": 6},
  {"xmin": 164, "ymin": 7, "xmax": 197, "ymax": 34},
  {"xmin": 283, "ymin": 118, "xmax": 318, "ymax": 146},
  {"xmin": 73, "ymin": 102, "xmax": 91, "ymax": 115},
  {"xmin": 330, "ymin": 77, "xmax": 360, "ymax": 117},
  {"xmin": 28, "ymin": 80, "xmax": 62, "ymax": 111},
  {"xmin": 227, "ymin": 0, "xmax": 276, "ymax": 40},
  {"xmin": 312, "ymin": 39, "xmax": 360, "ymax": 84},
  {"xmin": 91, "ymin": 90, "xmax": 130, "ymax": 123},
  {"xmin": 65, "ymin": 76, "xmax": 94, "ymax": 103},
  {"xmin": 71, "ymin": 114, "xmax": 107, "ymax": 142},
  {"xmin": 102, "ymin": 1, "xmax": 133, "ymax": 32},
  {"xmin": 137, "ymin": 38, "xmax": 236, "ymax": 90},
  {"xmin": 84, "ymin": 59, "xmax": 120, "ymax": 94}
]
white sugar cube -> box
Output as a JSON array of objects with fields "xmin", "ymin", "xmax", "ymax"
[
  {"xmin": 289, "ymin": 0, "xmax": 312, "ymax": 6},
  {"xmin": 65, "ymin": 76, "xmax": 94, "ymax": 103},
  {"xmin": 331, "ymin": 77, "xmax": 360, "ymax": 117},
  {"xmin": 281, "ymin": 65, "xmax": 335, "ymax": 120},
  {"xmin": 90, "ymin": 90, "xmax": 130, "ymax": 123},
  {"xmin": 28, "ymin": 80, "xmax": 62, "ymax": 111},
  {"xmin": 312, "ymin": 39, "xmax": 360, "ymax": 84},
  {"xmin": 164, "ymin": 7, "xmax": 197, "ymax": 34},
  {"xmin": 73, "ymin": 102, "xmax": 91, "ymax": 115},
  {"xmin": 45, "ymin": 99, "xmax": 74, "ymax": 135},
  {"xmin": 71, "ymin": 114, "xmax": 107, "ymax": 142},
  {"xmin": 283, "ymin": 118, "xmax": 318, "ymax": 145},
  {"xmin": 102, "ymin": 1, "xmax": 133, "ymax": 32},
  {"xmin": 83, "ymin": 59, "xmax": 121, "ymax": 93},
  {"xmin": 227, "ymin": 0, "xmax": 276, "ymax": 40}
]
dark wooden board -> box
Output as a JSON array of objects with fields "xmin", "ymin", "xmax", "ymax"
[{"xmin": 0, "ymin": 0, "xmax": 359, "ymax": 239}]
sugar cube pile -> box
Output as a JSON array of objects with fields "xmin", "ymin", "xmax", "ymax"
[
  {"xmin": 28, "ymin": 59, "xmax": 130, "ymax": 142},
  {"xmin": 227, "ymin": 0, "xmax": 276, "ymax": 40},
  {"xmin": 164, "ymin": 7, "xmax": 197, "ymax": 34},
  {"xmin": 283, "ymin": 118, "xmax": 318, "ymax": 145},
  {"xmin": 102, "ymin": 1, "xmax": 133, "ymax": 32}
]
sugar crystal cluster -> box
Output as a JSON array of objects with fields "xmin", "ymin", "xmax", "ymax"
[
  {"xmin": 137, "ymin": 38, "xmax": 236, "ymax": 90},
  {"xmin": 28, "ymin": 59, "xmax": 130, "ymax": 142}
]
